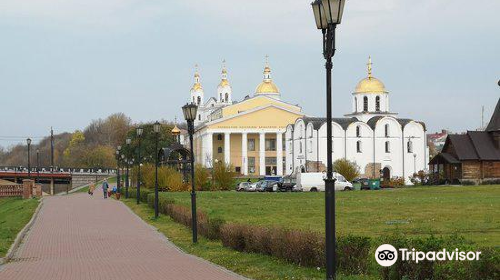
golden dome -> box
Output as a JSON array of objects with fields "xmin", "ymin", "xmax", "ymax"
[
  {"xmin": 171, "ymin": 125, "xmax": 181, "ymax": 135},
  {"xmin": 354, "ymin": 56, "xmax": 387, "ymax": 94},
  {"xmin": 354, "ymin": 77, "xmax": 387, "ymax": 94},
  {"xmin": 256, "ymin": 81, "xmax": 280, "ymax": 94},
  {"xmin": 219, "ymin": 79, "xmax": 230, "ymax": 87},
  {"xmin": 191, "ymin": 82, "xmax": 202, "ymax": 91}
]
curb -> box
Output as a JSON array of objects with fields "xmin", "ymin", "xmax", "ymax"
[
  {"xmin": 0, "ymin": 198, "xmax": 44, "ymax": 266},
  {"xmin": 119, "ymin": 200, "xmax": 252, "ymax": 280}
]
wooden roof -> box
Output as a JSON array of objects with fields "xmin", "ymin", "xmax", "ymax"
[
  {"xmin": 486, "ymin": 98, "xmax": 500, "ymax": 132},
  {"xmin": 442, "ymin": 131, "xmax": 500, "ymax": 161}
]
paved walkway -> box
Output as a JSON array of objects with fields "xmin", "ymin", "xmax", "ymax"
[{"xmin": 0, "ymin": 188, "xmax": 243, "ymax": 280}]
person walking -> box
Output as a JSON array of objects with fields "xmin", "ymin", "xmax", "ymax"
[
  {"xmin": 102, "ymin": 179, "xmax": 109, "ymax": 199},
  {"xmin": 88, "ymin": 183, "xmax": 95, "ymax": 196}
]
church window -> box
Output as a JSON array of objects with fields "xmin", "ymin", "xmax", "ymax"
[
  {"xmin": 385, "ymin": 141, "xmax": 390, "ymax": 153},
  {"xmin": 197, "ymin": 96, "xmax": 201, "ymax": 105},
  {"xmin": 363, "ymin": 96, "xmax": 368, "ymax": 112},
  {"xmin": 248, "ymin": 139, "xmax": 255, "ymax": 151},
  {"xmin": 354, "ymin": 97, "xmax": 358, "ymax": 112},
  {"xmin": 407, "ymin": 140, "xmax": 413, "ymax": 153},
  {"xmin": 220, "ymin": 93, "xmax": 222, "ymax": 101},
  {"xmin": 356, "ymin": 141, "xmax": 362, "ymax": 153},
  {"xmin": 385, "ymin": 124, "xmax": 389, "ymax": 137},
  {"xmin": 198, "ymin": 114, "xmax": 201, "ymax": 121},
  {"xmin": 308, "ymin": 140, "xmax": 313, "ymax": 153},
  {"xmin": 225, "ymin": 93, "xmax": 229, "ymax": 102},
  {"xmin": 217, "ymin": 134, "xmax": 223, "ymax": 141},
  {"xmin": 356, "ymin": 126, "xmax": 361, "ymax": 138},
  {"xmin": 217, "ymin": 147, "xmax": 223, "ymax": 154},
  {"xmin": 300, "ymin": 142, "xmax": 303, "ymax": 154},
  {"xmin": 376, "ymin": 96, "xmax": 380, "ymax": 112}
]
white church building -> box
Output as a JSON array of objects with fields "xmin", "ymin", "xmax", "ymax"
[{"xmin": 285, "ymin": 58, "xmax": 428, "ymax": 182}]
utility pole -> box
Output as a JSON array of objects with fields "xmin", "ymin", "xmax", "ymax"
[
  {"xmin": 481, "ymin": 106, "xmax": 484, "ymax": 130},
  {"xmin": 50, "ymin": 127, "xmax": 55, "ymax": 195}
]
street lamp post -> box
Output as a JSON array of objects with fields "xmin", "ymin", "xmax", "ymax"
[
  {"xmin": 36, "ymin": 149, "xmax": 40, "ymax": 183},
  {"xmin": 153, "ymin": 121, "xmax": 161, "ymax": 218},
  {"xmin": 311, "ymin": 1, "xmax": 345, "ymax": 279},
  {"xmin": 116, "ymin": 146, "xmax": 122, "ymax": 194},
  {"xmin": 413, "ymin": 153, "xmax": 417, "ymax": 174},
  {"xmin": 182, "ymin": 103, "xmax": 198, "ymax": 243},
  {"xmin": 125, "ymin": 138, "xmax": 132, "ymax": 198},
  {"xmin": 136, "ymin": 127, "xmax": 144, "ymax": 204},
  {"xmin": 26, "ymin": 138, "xmax": 32, "ymax": 179}
]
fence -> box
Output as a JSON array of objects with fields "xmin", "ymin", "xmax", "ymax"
[{"xmin": 0, "ymin": 184, "xmax": 24, "ymax": 197}]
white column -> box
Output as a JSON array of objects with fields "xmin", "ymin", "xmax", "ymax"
[
  {"xmin": 242, "ymin": 132, "xmax": 248, "ymax": 175},
  {"xmin": 205, "ymin": 132, "xmax": 213, "ymax": 167},
  {"xmin": 259, "ymin": 132, "xmax": 266, "ymax": 175},
  {"xmin": 224, "ymin": 132, "xmax": 231, "ymax": 165},
  {"xmin": 276, "ymin": 132, "xmax": 283, "ymax": 176}
]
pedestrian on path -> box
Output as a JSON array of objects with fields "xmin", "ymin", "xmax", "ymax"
[
  {"xmin": 102, "ymin": 179, "xmax": 109, "ymax": 199},
  {"xmin": 88, "ymin": 183, "xmax": 95, "ymax": 196}
]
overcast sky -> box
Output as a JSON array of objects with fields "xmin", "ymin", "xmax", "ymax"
[{"xmin": 1, "ymin": 0, "xmax": 499, "ymax": 148}]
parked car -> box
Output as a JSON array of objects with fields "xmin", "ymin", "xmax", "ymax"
[
  {"xmin": 296, "ymin": 172, "xmax": 353, "ymax": 192},
  {"xmin": 236, "ymin": 182, "xmax": 250, "ymax": 192},
  {"xmin": 264, "ymin": 181, "xmax": 279, "ymax": 192},
  {"xmin": 245, "ymin": 182, "xmax": 258, "ymax": 192},
  {"xmin": 278, "ymin": 175, "xmax": 296, "ymax": 192}
]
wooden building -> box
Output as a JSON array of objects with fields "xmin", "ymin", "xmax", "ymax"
[{"xmin": 429, "ymin": 98, "xmax": 500, "ymax": 184}]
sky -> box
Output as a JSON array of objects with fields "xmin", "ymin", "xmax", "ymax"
[{"xmin": 1, "ymin": 0, "xmax": 499, "ymax": 148}]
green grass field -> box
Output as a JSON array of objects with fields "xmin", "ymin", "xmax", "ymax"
[
  {"xmin": 122, "ymin": 198, "xmax": 375, "ymax": 280},
  {"xmin": 162, "ymin": 185, "xmax": 500, "ymax": 246},
  {"xmin": 0, "ymin": 197, "xmax": 39, "ymax": 257}
]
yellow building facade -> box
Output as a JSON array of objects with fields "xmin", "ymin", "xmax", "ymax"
[{"xmin": 190, "ymin": 62, "xmax": 304, "ymax": 176}]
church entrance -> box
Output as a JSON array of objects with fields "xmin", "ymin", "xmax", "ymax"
[
  {"xmin": 382, "ymin": 167, "xmax": 391, "ymax": 182},
  {"xmin": 266, "ymin": 166, "xmax": 277, "ymax": 176}
]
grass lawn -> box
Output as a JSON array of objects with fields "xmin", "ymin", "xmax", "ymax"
[
  {"xmin": 0, "ymin": 197, "xmax": 39, "ymax": 257},
  {"xmin": 161, "ymin": 185, "xmax": 500, "ymax": 247},
  {"xmin": 121, "ymin": 198, "xmax": 376, "ymax": 280}
]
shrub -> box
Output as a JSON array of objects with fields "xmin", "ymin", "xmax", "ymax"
[
  {"xmin": 337, "ymin": 235, "xmax": 372, "ymax": 275},
  {"xmin": 461, "ymin": 180, "xmax": 476, "ymax": 186},
  {"xmin": 480, "ymin": 179, "xmax": 500, "ymax": 185},
  {"xmin": 127, "ymin": 188, "xmax": 151, "ymax": 203},
  {"xmin": 385, "ymin": 177, "xmax": 405, "ymax": 188},
  {"xmin": 333, "ymin": 159, "xmax": 360, "ymax": 182},
  {"xmin": 195, "ymin": 163, "xmax": 211, "ymax": 191},
  {"xmin": 213, "ymin": 161, "xmax": 236, "ymax": 191}
]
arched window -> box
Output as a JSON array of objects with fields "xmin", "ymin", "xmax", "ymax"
[
  {"xmin": 385, "ymin": 141, "xmax": 390, "ymax": 153},
  {"xmin": 385, "ymin": 124, "xmax": 389, "ymax": 137},
  {"xmin": 197, "ymin": 96, "xmax": 201, "ymax": 105},
  {"xmin": 356, "ymin": 126, "xmax": 361, "ymax": 138},
  {"xmin": 217, "ymin": 147, "xmax": 223, "ymax": 153},
  {"xmin": 198, "ymin": 114, "xmax": 201, "ymax": 121},
  {"xmin": 375, "ymin": 96, "xmax": 380, "ymax": 112},
  {"xmin": 407, "ymin": 140, "xmax": 413, "ymax": 153},
  {"xmin": 363, "ymin": 96, "xmax": 368, "ymax": 112},
  {"xmin": 356, "ymin": 141, "xmax": 362, "ymax": 153},
  {"xmin": 217, "ymin": 134, "xmax": 222, "ymax": 141},
  {"xmin": 220, "ymin": 93, "xmax": 223, "ymax": 101},
  {"xmin": 225, "ymin": 93, "xmax": 229, "ymax": 102},
  {"xmin": 300, "ymin": 142, "xmax": 303, "ymax": 154},
  {"xmin": 354, "ymin": 97, "xmax": 358, "ymax": 112}
]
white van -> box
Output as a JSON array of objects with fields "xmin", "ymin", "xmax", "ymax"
[{"xmin": 296, "ymin": 172, "xmax": 353, "ymax": 192}]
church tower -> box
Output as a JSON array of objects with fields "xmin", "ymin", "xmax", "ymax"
[
  {"xmin": 217, "ymin": 60, "xmax": 232, "ymax": 104},
  {"xmin": 255, "ymin": 56, "xmax": 280, "ymax": 100},
  {"xmin": 345, "ymin": 56, "xmax": 396, "ymax": 122},
  {"xmin": 190, "ymin": 65, "xmax": 204, "ymax": 106}
]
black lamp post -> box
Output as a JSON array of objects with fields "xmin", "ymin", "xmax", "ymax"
[
  {"xmin": 26, "ymin": 138, "xmax": 32, "ymax": 179},
  {"xmin": 182, "ymin": 103, "xmax": 198, "ymax": 243},
  {"xmin": 311, "ymin": 1, "xmax": 345, "ymax": 279},
  {"xmin": 136, "ymin": 127, "xmax": 143, "ymax": 204},
  {"xmin": 36, "ymin": 148, "xmax": 40, "ymax": 183},
  {"xmin": 116, "ymin": 146, "xmax": 122, "ymax": 194},
  {"xmin": 125, "ymin": 138, "xmax": 131, "ymax": 198},
  {"xmin": 153, "ymin": 121, "xmax": 161, "ymax": 218}
]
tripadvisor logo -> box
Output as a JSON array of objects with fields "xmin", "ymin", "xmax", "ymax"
[{"xmin": 375, "ymin": 244, "xmax": 481, "ymax": 267}]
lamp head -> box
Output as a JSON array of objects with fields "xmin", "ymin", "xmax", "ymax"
[
  {"xmin": 27, "ymin": 138, "xmax": 32, "ymax": 145},
  {"xmin": 136, "ymin": 127, "xmax": 144, "ymax": 137},
  {"xmin": 153, "ymin": 121, "xmax": 161, "ymax": 133},
  {"xmin": 182, "ymin": 103, "xmax": 198, "ymax": 122},
  {"xmin": 126, "ymin": 138, "xmax": 131, "ymax": 145}
]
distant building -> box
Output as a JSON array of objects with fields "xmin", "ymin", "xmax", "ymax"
[
  {"xmin": 427, "ymin": 129, "xmax": 449, "ymax": 152},
  {"xmin": 429, "ymin": 98, "xmax": 500, "ymax": 184},
  {"xmin": 285, "ymin": 57, "xmax": 428, "ymax": 183}
]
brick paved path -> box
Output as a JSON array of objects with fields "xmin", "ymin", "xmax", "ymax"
[{"xmin": 0, "ymin": 188, "xmax": 243, "ymax": 280}]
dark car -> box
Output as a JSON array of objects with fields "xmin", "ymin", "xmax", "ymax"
[
  {"xmin": 278, "ymin": 175, "xmax": 296, "ymax": 192},
  {"xmin": 255, "ymin": 180, "xmax": 277, "ymax": 192}
]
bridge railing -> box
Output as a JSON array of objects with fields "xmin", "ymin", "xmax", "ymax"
[{"xmin": 0, "ymin": 166, "xmax": 116, "ymax": 175}]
